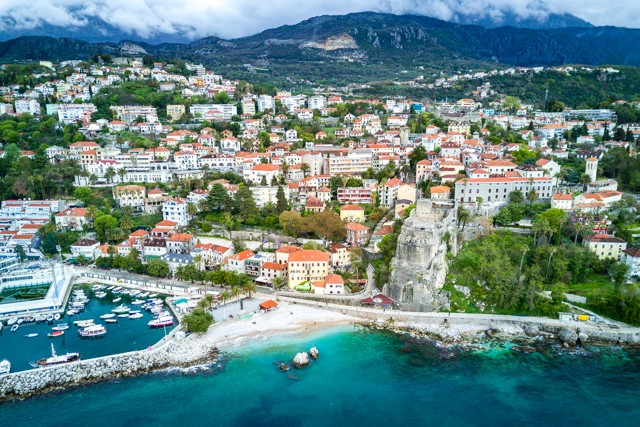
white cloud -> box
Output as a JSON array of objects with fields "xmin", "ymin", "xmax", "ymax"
[{"xmin": 0, "ymin": 0, "xmax": 637, "ymax": 40}]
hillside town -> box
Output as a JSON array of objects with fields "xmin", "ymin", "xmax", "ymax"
[{"xmin": 1, "ymin": 56, "xmax": 639, "ymax": 323}]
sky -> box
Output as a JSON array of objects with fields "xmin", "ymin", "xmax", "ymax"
[{"xmin": 0, "ymin": 0, "xmax": 638, "ymax": 40}]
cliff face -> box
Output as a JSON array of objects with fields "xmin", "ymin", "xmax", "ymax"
[{"xmin": 384, "ymin": 199, "xmax": 455, "ymax": 312}]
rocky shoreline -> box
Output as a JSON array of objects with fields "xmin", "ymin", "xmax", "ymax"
[
  {"xmin": 0, "ymin": 336, "xmax": 219, "ymax": 403},
  {"xmin": 364, "ymin": 317, "xmax": 640, "ymax": 350}
]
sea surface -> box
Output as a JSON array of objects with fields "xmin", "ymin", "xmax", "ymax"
[
  {"xmin": 0, "ymin": 285, "xmax": 173, "ymax": 372},
  {"xmin": 2, "ymin": 325, "xmax": 640, "ymax": 426}
]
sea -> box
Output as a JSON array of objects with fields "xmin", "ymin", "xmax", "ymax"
[
  {"xmin": 0, "ymin": 285, "xmax": 173, "ymax": 372},
  {"xmin": 2, "ymin": 324, "xmax": 639, "ymax": 427}
]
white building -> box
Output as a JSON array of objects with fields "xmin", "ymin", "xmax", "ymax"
[
  {"xmin": 15, "ymin": 99, "xmax": 41, "ymax": 116},
  {"xmin": 162, "ymin": 198, "xmax": 191, "ymax": 227},
  {"xmin": 57, "ymin": 104, "xmax": 97, "ymax": 124}
]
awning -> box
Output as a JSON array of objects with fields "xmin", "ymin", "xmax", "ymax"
[{"xmin": 259, "ymin": 300, "xmax": 278, "ymax": 310}]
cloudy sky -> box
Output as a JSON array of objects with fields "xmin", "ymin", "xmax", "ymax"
[{"xmin": 0, "ymin": 0, "xmax": 638, "ymax": 39}]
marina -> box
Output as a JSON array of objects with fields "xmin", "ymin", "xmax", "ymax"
[{"xmin": 0, "ymin": 284, "xmax": 175, "ymax": 372}]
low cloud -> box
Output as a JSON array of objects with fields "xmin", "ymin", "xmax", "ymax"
[{"xmin": 0, "ymin": 0, "xmax": 637, "ymax": 40}]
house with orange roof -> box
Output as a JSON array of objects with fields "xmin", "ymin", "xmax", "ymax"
[
  {"xmin": 430, "ymin": 185, "xmax": 451, "ymax": 201},
  {"xmin": 313, "ymin": 273, "xmax": 345, "ymax": 295},
  {"xmin": 225, "ymin": 249, "xmax": 256, "ymax": 274},
  {"xmin": 551, "ymin": 193, "xmax": 573, "ymax": 210},
  {"xmin": 305, "ymin": 197, "xmax": 325, "ymax": 213},
  {"xmin": 287, "ymin": 249, "xmax": 330, "ymax": 288},
  {"xmin": 260, "ymin": 261, "xmax": 287, "ymax": 283},
  {"xmin": 275, "ymin": 245, "xmax": 301, "ymax": 265},
  {"xmin": 54, "ymin": 207, "xmax": 87, "ymax": 230},
  {"xmin": 340, "ymin": 204, "xmax": 365, "ymax": 222},
  {"xmin": 166, "ymin": 233, "xmax": 195, "ymax": 254},
  {"xmin": 345, "ymin": 222, "xmax": 370, "ymax": 248}
]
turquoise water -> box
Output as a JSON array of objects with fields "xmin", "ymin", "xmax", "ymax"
[
  {"xmin": 3, "ymin": 326, "xmax": 640, "ymax": 426},
  {"xmin": 0, "ymin": 285, "xmax": 173, "ymax": 371}
]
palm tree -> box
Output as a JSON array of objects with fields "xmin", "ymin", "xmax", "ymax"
[
  {"xmin": 198, "ymin": 198, "xmax": 208, "ymax": 213},
  {"xmin": 117, "ymin": 168, "xmax": 126, "ymax": 183},
  {"xmin": 85, "ymin": 205, "xmax": 99, "ymax": 224},
  {"xmin": 220, "ymin": 290, "xmax": 231, "ymax": 319},
  {"xmin": 231, "ymin": 286, "xmax": 242, "ymax": 310},
  {"xmin": 201, "ymin": 294, "xmax": 215, "ymax": 311},
  {"xmin": 457, "ymin": 205, "xmax": 473, "ymax": 231},
  {"xmin": 105, "ymin": 166, "xmax": 116, "ymax": 184},
  {"xmin": 271, "ymin": 276, "xmax": 286, "ymax": 290},
  {"xmin": 89, "ymin": 174, "xmax": 98, "ymax": 186},
  {"xmin": 192, "ymin": 254, "xmax": 204, "ymax": 271},
  {"xmin": 187, "ymin": 202, "xmax": 198, "ymax": 218},
  {"xmin": 526, "ymin": 188, "xmax": 538, "ymax": 214},
  {"xmin": 80, "ymin": 169, "xmax": 90, "ymax": 185},
  {"xmin": 243, "ymin": 282, "xmax": 257, "ymax": 298},
  {"xmin": 580, "ymin": 173, "xmax": 592, "ymax": 192},
  {"xmin": 120, "ymin": 216, "xmax": 134, "ymax": 233}
]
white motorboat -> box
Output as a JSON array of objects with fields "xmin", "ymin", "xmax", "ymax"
[
  {"xmin": 148, "ymin": 315, "xmax": 173, "ymax": 328},
  {"xmin": 95, "ymin": 291, "xmax": 107, "ymax": 299},
  {"xmin": 118, "ymin": 313, "xmax": 129, "ymax": 318},
  {"xmin": 139, "ymin": 292, "xmax": 149, "ymax": 298},
  {"xmin": 112, "ymin": 297, "xmax": 122, "ymax": 303},
  {"xmin": 0, "ymin": 359, "xmax": 10, "ymax": 375},
  {"xmin": 52, "ymin": 323, "xmax": 69, "ymax": 331},
  {"xmin": 129, "ymin": 312, "xmax": 144, "ymax": 319},
  {"xmin": 34, "ymin": 344, "xmax": 80, "ymax": 367},
  {"xmin": 105, "ymin": 318, "xmax": 118, "ymax": 324},
  {"xmin": 100, "ymin": 313, "xmax": 116, "ymax": 319},
  {"xmin": 35, "ymin": 314, "xmax": 46, "ymax": 322},
  {"xmin": 73, "ymin": 319, "xmax": 95, "ymax": 328},
  {"xmin": 16, "ymin": 317, "xmax": 25, "ymax": 325},
  {"xmin": 7, "ymin": 318, "xmax": 18, "ymax": 326},
  {"xmin": 111, "ymin": 304, "xmax": 130, "ymax": 315},
  {"xmin": 148, "ymin": 293, "xmax": 158, "ymax": 298},
  {"xmin": 66, "ymin": 309, "xmax": 78, "ymax": 316},
  {"xmin": 132, "ymin": 299, "xmax": 146, "ymax": 305},
  {"xmin": 45, "ymin": 314, "xmax": 54, "ymax": 323},
  {"xmin": 53, "ymin": 313, "xmax": 61, "ymax": 321},
  {"xmin": 107, "ymin": 286, "xmax": 116, "ymax": 291},
  {"xmin": 79, "ymin": 324, "xmax": 107, "ymax": 338},
  {"xmin": 25, "ymin": 333, "xmax": 38, "ymax": 338},
  {"xmin": 11, "ymin": 324, "xmax": 19, "ymax": 332}
]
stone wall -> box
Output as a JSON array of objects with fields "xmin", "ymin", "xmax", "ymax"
[{"xmin": 0, "ymin": 334, "xmax": 218, "ymax": 402}]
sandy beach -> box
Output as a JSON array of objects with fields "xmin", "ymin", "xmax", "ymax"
[{"xmin": 203, "ymin": 300, "xmax": 361, "ymax": 350}]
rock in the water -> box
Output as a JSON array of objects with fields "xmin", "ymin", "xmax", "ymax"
[
  {"xmin": 293, "ymin": 352, "xmax": 310, "ymax": 368},
  {"xmin": 558, "ymin": 329, "xmax": 579, "ymax": 347},
  {"xmin": 279, "ymin": 363, "xmax": 290, "ymax": 371},
  {"xmin": 309, "ymin": 347, "xmax": 319, "ymax": 359},
  {"xmin": 578, "ymin": 333, "xmax": 588, "ymax": 345}
]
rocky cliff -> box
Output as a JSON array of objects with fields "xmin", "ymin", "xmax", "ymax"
[{"xmin": 384, "ymin": 199, "xmax": 456, "ymax": 312}]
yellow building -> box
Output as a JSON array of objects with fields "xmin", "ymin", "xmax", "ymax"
[
  {"xmin": 287, "ymin": 250, "xmax": 330, "ymax": 288},
  {"xmin": 584, "ymin": 234, "xmax": 627, "ymax": 260},
  {"xmin": 167, "ymin": 104, "xmax": 186, "ymax": 121},
  {"xmin": 339, "ymin": 204, "xmax": 365, "ymax": 222}
]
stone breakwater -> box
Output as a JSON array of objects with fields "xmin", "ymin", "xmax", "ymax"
[{"xmin": 0, "ymin": 336, "xmax": 219, "ymax": 402}]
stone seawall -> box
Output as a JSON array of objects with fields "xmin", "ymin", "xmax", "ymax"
[{"xmin": 0, "ymin": 335, "xmax": 219, "ymax": 402}]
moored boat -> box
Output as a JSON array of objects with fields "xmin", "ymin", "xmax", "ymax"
[
  {"xmin": 46, "ymin": 314, "xmax": 54, "ymax": 323},
  {"xmin": 48, "ymin": 330, "xmax": 64, "ymax": 338},
  {"xmin": 105, "ymin": 318, "xmax": 118, "ymax": 324},
  {"xmin": 25, "ymin": 333, "xmax": 38, "ymax": 338},
  {"xmin": 52, "ymin": 323, "xmax": 69, "ymax": 331},
  {"xmin": 95, "ymin": 291, "xmax": 107, "ymax": 299},
  {"xmin": 132, "ymin": 299, "xmax": 146, "ymax": 305},
  {"xmin": 0, "ymin": 359, "xmax": 10, "ymax": 375},
  {"xmin": 53, "ymin": 313, "xmax": 61, "ymax": 321},
  {"xmin": 34, "ymin": 344, "xmax": 80, "ymax": 367},
  {"xmin": 7, "ymin": 317, "xmax": 18, "ymax": 326},
  {"xmin": 78, "ymin": 324, "xmax": 107, "ymax": 338},
  {"xmin": 11, "ymin": 324, "xmax": 19, "ymax": 332},
  {"xmin": 112, "ymin": 297, "xmax": 122, "ymax": 303},
  {"xmin": 148, "ymin": 315, "xmax": 173, "ymax": 328},
  {"xmin": 100, "ymin": 313, "xmax": 116, "ymax": 319},
  {"xmin": 73, "ymin": 319, "xmax": 94, "ymax": 328},
  {"xmin": 111, "ymin": 304, "xmax": 131, "ymax": 315},
  {"xmin": 129, "ymin": 312, "xmax": 144, "ymax": 319}
]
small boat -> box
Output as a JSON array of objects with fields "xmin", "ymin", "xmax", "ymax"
[
  {"xmin": 53, "ymin": 313, "xmax": 61, "ymax": 321},
  {"xmin": 129, "ymin": 312, "xmax": 143, "ymax": 319},
  {"xmin": 0, "ymin": 359, "xmax": 10, "ymax": 375},
  {"xmin": 148, "ymin": 315, "xmax": 173, "ymax": 328},
  {"xmin": 95, "ymin": 291, "xmax": 107, "ymax": 299},
  {"xmin": 16, "ymin": 318, "xmax": 25, "ymax": 325},
  {"xmin": 132, "ymin": 299, "xmax": 146, "ymax": 305},
  {"xmin": 79, "ymin": 324, "xmax": 107, "ymax": 338},
  {"xmin": 107, "ymin": 286, "xmax": 116, "ymax": 291},
  {"xmin": 105, "ymin": 318, "xmax": 118, "ymax": 324},
  {"xmin": 11, "ymin": 324, "xmax": 19, "ymax": 332},
  {"xmin": 118, "ymin": 313, "xmax": 130, "ymax": 318},
  {"xmin": 111, "ymin": 304, "xmax": 130, "ymax": 315},
  {"xmin": 100, "ymin": 313, "xmax": 116, "ymax": 319},
  {"xmin": 112, "ymin": 297, "xmax": 122, "ymax": 303},
  {"xmin": 46, "ymin": 314, "xmax": 54, "ymax": 323},
  {"xmin": 25, "ymin": 333, "xmax": 39, "ymax": 338},
  {"xmin": 34, "ymin": 344, "xmax": 80, "ymax": 367},
  {"xmin": 148, "ymin": 293, "xmax": 158, "ymax": 298},
  {"xmin": 139, "ymin": 292, "xmax": 149, "ymax": 298},
  {"xmin": 52, "ymin": 323, "xmax": 69, "ymax": 331},
  {"xmin": 73, "ymin": 319, "xmax": 94, "ymax": 328},
  {"xmin": 48, "ymin": 330, "xmax": 64, "ymax": 338},
  {"xmin": 7, "ymin": 318, "xmax": 18, "ymax": 326},
  {"xmin": 35, "ymin": 315, "xmax": 46, "ymax": 322}
]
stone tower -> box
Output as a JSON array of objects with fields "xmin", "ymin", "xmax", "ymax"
[
  {"xmin": 383, "ymin": 199, "xmax": 456, "ymax": 312},
  {"xmin": 585, "ymin": 157, "xmax": 598, "ymax": 183}
]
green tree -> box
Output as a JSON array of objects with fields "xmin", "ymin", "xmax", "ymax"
[
  {"xmin": 94, "ymin": 215, "xmax": 119, "ymax": 242},
  {"xmin": 207, "ymin": 183, "xmax": 231, "ymax": 212},
  {"xmin": 146, "ymin": 259, "xmax": 170, "ymax": 277},
  {"xmin": 279, "ymin": 210, "xmax": 303, "ymax": 237},
  {"xmin": 182, "ymin": 309, "xmax": 213, "ymax": 333},
  {"xmin": 233, "ymin": 184, "xmax": 258, "ymax": 222},
  {"xmin": 276, "ymin": 185, "xmax": 288, "ymax": 213}
]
